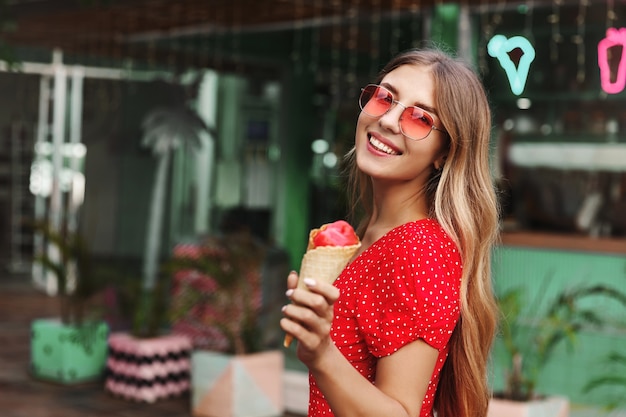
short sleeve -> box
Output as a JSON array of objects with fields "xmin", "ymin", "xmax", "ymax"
[{"xmin": 356, "ymin": 225, "xmax": 461, "ymax": 357}]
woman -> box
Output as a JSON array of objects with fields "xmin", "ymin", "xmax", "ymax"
[{"xmin": 281, "ymin": 47, "xmax": 499, "ymax": 417}]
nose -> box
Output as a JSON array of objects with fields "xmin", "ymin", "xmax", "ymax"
[{"xmin": 378, "ymin": 101, "xmax": 405, "ymax": 135}]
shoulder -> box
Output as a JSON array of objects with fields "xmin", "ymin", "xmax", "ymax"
[
  {"xmin": 378, "ymin": 220, "xmax": 463, "ymax": 296},
  {"xmin": 384, "ymin": 219, "xmax": 460, "ymax": 261},
  {"xmin": 355, "ymin": 219, "xmax": 462, "ymax": 291},
  {"xmin": 344, "ymin": 219, "xmax": 462, "ymax": 285}
]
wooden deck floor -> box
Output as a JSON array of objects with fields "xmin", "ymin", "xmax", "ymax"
[{"xmin": 0, "ymin": 272, "xmax": 302, "ymax": 417}]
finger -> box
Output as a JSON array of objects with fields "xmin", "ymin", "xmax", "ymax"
[
  {"xmin": 302, "ymin": 278, "xmax": 340, "ymax": 304},
  {"xmin": 280, "ymin": 317, "xmax": 301, "ymax": 342},
  {"xmin": 282, "ymin": 302, "xmax": 317, "ymax": 326},
  {"xmin": 285, "ymin": 280, "xmax": 333, "ymax": 307},
  {"xmin": 288, "ymin": 287, "xmax": 327, "ymax": 313},
  {"xmin": 280, "ymin": 305, "xmax": 314, "ymax": 342},
  {"xmin": 286, "ymin": 291, "xmax": 335, "ymax": 334},
  {"xmin": 281, "ymin": 305, "xmax": 328, "ymax": 347},
  {"xmin": 281, "ymin": 317, "xmax": 323, "ymax": 351},
  {"xmin": 287, "ymin": 270, "xmax": 298, "ymax": 291}
]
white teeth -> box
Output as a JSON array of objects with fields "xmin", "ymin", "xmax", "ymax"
[{"xmin": 369, "ymin": 136, "xmax": 399, "ymax": 155}]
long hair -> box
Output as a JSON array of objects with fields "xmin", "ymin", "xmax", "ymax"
[{"xmin": 346, "ymin": 48, "xmax": 499, "ymax": 417}]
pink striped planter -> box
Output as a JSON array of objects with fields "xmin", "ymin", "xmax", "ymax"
[{"xmin": 104, "ymin": 332, "xmax": 192, "ymax": 403}]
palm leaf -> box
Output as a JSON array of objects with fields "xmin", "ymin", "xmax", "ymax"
[
  {"xmin": 583, "ymin": 351, "xmax": 626, "ymax": 400},
  {"xmin": 141, "ymin": 107, "xmax": 209, "ymax": 154},
  {"xmin": 584, "ymin": 376, "xmax": 626, "ymax": 393},
  {"xmin": 497, "ymin": 288, "xmax": 523, "ymax": 356},
  {"xmin": 138, "ymin": 103, "xmax": 214, "ymax": 336},
  {"xmin": 30, "ymin": 220, "xmax": 99, "ymax": 324},
  {"xmin": 606, "ymin": 352, "xmax": 626, "ymax": 364}
]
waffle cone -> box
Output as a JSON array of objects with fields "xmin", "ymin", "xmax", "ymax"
[
  {"xmin": 283, "ymin": 242, "xmax": 361, "ymax": 347},
  {"xmin": 297, "ymin": 243, "xmax": 361, "ymax": 288}
]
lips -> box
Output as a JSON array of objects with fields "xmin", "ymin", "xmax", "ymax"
[{"xmin": 368, "ymin": 134, "xmax": 401, "ymax": 155}]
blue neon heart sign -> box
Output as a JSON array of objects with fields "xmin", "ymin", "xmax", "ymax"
[{"xmin": 488, "ymin": 34, "xmax": 536, "ymax": 96}]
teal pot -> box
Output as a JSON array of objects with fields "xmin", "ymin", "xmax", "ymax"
[{"xmin": 30, "ymin": 318, "xmax": 109, "ymax": 384}]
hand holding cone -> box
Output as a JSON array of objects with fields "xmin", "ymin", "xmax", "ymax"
[{"xmin": 283, "ymin": 220, "xmax": 361, "ymax": 347}]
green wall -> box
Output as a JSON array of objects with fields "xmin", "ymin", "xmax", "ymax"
[
  {"xmin": 491, "ymin": 245, "xmax": 626, "ymax": 407},
  {"xmin": 276, "ymin": 70, "xmax": 315, "ymax": 270}
]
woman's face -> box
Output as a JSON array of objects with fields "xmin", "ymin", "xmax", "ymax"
[{"xmin": 355, "ymin": 64, "xmax": 448, "ymax": 187}]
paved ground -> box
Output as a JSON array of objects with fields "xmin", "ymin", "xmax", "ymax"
[{"xmin": 0, "ymin": 272, "xmax": 303, "ymax": 417}]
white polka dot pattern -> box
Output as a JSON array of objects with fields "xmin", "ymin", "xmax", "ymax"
[{"xmin": 308, "ymin": 219, "xmax": 462, "ymax": 417}]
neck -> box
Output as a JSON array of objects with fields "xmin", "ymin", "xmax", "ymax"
[{"xmin": 363, "ymin": 180, "xmax": 430, "ymax": 244}]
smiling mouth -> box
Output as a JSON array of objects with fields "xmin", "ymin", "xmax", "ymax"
[{"xmin": 369, "ymin": 135, "xmax": 400, "ymax": 155}]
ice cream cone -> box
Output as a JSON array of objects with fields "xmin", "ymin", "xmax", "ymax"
[
  {"xmin": 297, "ymin": 244, "xmax": 361, "ymax": 287},
  {"xmin": 283, "ymin": 241, "xmax": 361, "ymax": 348}
]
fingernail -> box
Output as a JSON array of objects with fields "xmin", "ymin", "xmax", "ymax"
[
  {"xmin": 285, "ymin": 289, "xmax": 294, "ymax": 297},
  {"xmin": 281, "ymin": 305, "xmax": 287, "ymax": 312},
  {"xmin": 303, "ymin": 278, "xmax": 316, "ymax": 287}
]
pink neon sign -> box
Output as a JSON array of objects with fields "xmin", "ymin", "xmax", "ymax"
[{"xmin": 598, "ymin": 27, "xmax": 626, "ymax": 94}]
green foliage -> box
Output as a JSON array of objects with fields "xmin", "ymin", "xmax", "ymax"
[
  {"xmin": 166, "ymin": 233, "xmax": 266, "ymax": 354},
  {"xmin": 61, "ymin": 322, "xmax": 106, "ymax": 356},
  {"xmin": 125, "ymin": 275, "xmax": 170, "ymax": 339},
  {"xmin": 32, "ymin": 219, "xmax": 175, "ymax": 341},
  {"xmin": 497, "ymin": 280, "xmax": 626, "ymax": 401},
  {"xmin": 32, "ymin": 221, "xmax": 102, "ymax": 326},
  {"xmin": 95, "ymin": 257, "xmax": 171, "ymax": 339},
  {"xmin": 584, "ymin": 351, "xmax": 626, "ymax": 410}
]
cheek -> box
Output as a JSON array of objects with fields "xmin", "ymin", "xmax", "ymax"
[
  {"xmin": 405, "ymin": 141, "xmax": 446, "ymax": 165},
  {"xmin": 356, "ymin": 112, "xmax": 367, "ymax": 130},
  {"xmin": 354, "ymin": 115, "xmax": 369, "ymax": 143}
]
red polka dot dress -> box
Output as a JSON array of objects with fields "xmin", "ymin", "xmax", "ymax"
[{"xmin": 308, "ymin": 218, "xmax": 462, "ymax": 417}]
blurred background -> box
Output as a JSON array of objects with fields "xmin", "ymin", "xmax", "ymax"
[{"xmin": 2, "ymin": 0, "xmax": 625, "ymax": 274}]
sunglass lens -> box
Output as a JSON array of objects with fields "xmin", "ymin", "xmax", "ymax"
[
  {"xmin": 401, "ymin": 107, "xmax": 434, "ymax": 140},
  {"xmin": 360, "ymin": 85, "xmax": 392, "ymax": 117}
]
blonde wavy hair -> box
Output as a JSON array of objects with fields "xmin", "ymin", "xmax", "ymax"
[{"xmin": 346, "ymin": 48, "xmax": 499, "ymax": 417}]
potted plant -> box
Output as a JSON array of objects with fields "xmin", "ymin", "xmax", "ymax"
[
  {"xmin": 103, "ymin": 263, "xmax": 193, "ymax": 403},
  {"xmin": 104, "ymin": 99, "xmax": 209, "ymax": 403},
  {"xmin": 30, "ymin": 221, "xmax": 109, "ymax": 384},
  {"xmin": 167, "ymin": 229, "xmax": 285, "ymax": 417},
  {"xmin": 488, "ymin": 279, "xmax": 626, "ymax": 417}
]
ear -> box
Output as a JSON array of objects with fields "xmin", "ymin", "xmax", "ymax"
[{"xmin": 433, "ymin": 154, "xmax": 447, "ymax": 171}]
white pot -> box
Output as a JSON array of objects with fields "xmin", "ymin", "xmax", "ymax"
[
  {"xmin": 191, "ymin": 349, "xmax": 284, "ymax": 417},
  {"xmin": 284, "ymin": 370, "xmax": 309, "ymax": 415},
  {"xmin": 488, "ymin": 395, "xmax": 569, "ymax": 417}
]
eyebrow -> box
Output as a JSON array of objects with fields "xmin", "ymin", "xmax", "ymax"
[{"xmin": 380, "ymin": 82, "xmax": 440, "ymax": 117}]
